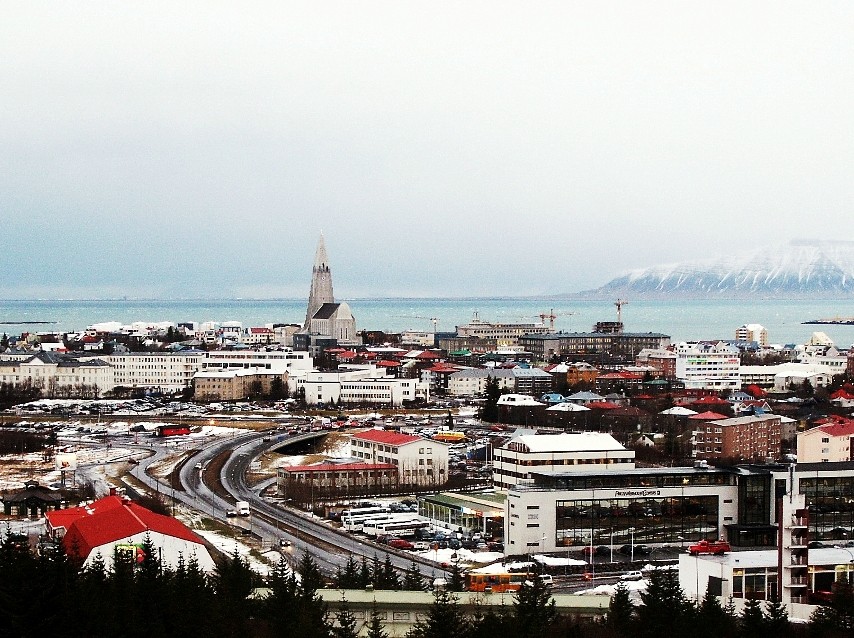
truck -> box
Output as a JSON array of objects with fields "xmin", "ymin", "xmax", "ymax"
[
  {"xmin": 688, "ymin": 539, "xmax": 731, "ymax": 556},
  {"xmin": 236, "ymin": 501, "xmax": 250, "ymax": 517}
]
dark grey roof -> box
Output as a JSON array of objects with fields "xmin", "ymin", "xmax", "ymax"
[{"xmin": 312, "ymin": 303, "xmax": 341, "ymax": 320}]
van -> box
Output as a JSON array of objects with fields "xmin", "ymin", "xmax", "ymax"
[
  {"xmin": 538, "ymin": 574, "xmax": 554, "ymax": 585},
  {"xmin": 620, "ymin": 571, "xmax": 643, "ymax": 581}
]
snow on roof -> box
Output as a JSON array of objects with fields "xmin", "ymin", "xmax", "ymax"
[
  {"xmin": 351, "ymin": 429, "xmax": 423, "ymax": 446},
  {"xmin": 505, "ymin": 432, "xmax": 627, "ymax": 453},
  {"xmin": 496, "ymin": 394, "xmax": 545, "ymax": 406}
]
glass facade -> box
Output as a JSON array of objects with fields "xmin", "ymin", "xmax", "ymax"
[
  {"xmin": 538, "ymin": 471, "xmax": 735, "ymax": 491},
  {"xmin": 554, "ymin": 495, "xmax": 720, "ymax": 546},
  {"xmin": 732, "ymin": 567, "xmax": 779, "ymax": 601},
  {"xmin": 799, "ymin": 476, "xmax": 854, "ymax": 542}
]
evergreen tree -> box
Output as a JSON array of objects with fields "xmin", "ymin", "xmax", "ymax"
[
  {"xmin": 695, "ymin": 589, "xmax": 737, "ymax": 638},
  {"xmin": 512, "ymin": 577, "xmax": 557, "ymax": 638},
  {"xmin": 606, "ymin": 583, "xmax": 635, "ymax": 637},
  {"xmin": 447, "ymin": 561, "xmax": 465, "ymax": 592},
  {"xmin": 809, "ymin": 579, "xmax": 854, "ymax": 636},
  {"xmin": 366, "ymin": 602, "xmax": 389, "ymax": 638},
  {"xmin": 763, "ymin": 599, "xmax": 791, "ymax": 638},
  {"xmin": 333, "ymin": 599, "xmax": 360, "ymax": 638},
  {"xmin": 407, "ymin": 588, "xmax": 469, "ymax": 638},
  {"xmin": 635, "ymin": 568, "xmax": 696, "ymax": 638},
  {"xmin": 212, "ymin": 548, "xmax": 258, "ymax": 637},
  {"xmin": 298, "ymin": 551, "xmax": 326, "ymax": 597},
  {"xmin": 481, "ymin": 376, "xmax": 501, "ymax": 422},
  {"xmin": 378, "ymin": 554, "xmax": 401, "ymax": 590},
  {"xmin": 403, "ymin": 560, "xmax": 428, "ymax": 591},
  {"xmin": 739, "ymin": 597, "xmax": 766, "ymax": 638},
  {"xmin": 359, "ymin": 556, "xmax": 372, "ymax": 588}
]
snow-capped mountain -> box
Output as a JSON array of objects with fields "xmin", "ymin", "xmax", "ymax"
[{"xmin": 575, "ymin": 240, "xmax": 854, "ymax": 299}]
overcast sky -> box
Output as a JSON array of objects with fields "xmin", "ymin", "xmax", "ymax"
[{"xmin": 1, "ymin": 2, "xmax": 852, "ymax": 299}]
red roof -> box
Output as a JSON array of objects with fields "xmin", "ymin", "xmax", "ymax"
[
  {"xmin": 689, "ymin": 411, "xmax": 729, "ymax": 420},
  {"xmin": 352, "ymin": 430, "xmax": 422, "ymax": 445},
  {"xmin": 588, "ymin": 401, "xmax": 621, "ymax": 410},
  {"xmin": 819, "ymin": 421, "xmax": 854, "ymax": 437},
  {"xmin": 598, "ymin": 371, "xmax": 643, "ymax": 380},
  {"xmin": 376, "ymin": 360, "xmax": 401, "ymax": 367},
  {"xmin": 691, "ymin": 396, "xmax": 730, "ymax": 405},
  {"xmin": 48, "ymin": 496, "xmax": 205, "ymax": 562},
  {"xmin": 831, "ymin": 389, "xmax": 854, "ymax": 400},
  {"xmin": 280, "ymin": 462, "xmax": 396, "ymax": 473},
  {"xmin": 416, "ymin": 351, "xmax": 441, "ymax": 360},
  {"xmin": 250, "ymin": 327, "xmax": 273, "ymax": 334},
  {"xmin": 337, "ymin": 351, "xmax": 357, "ymax": 359}
]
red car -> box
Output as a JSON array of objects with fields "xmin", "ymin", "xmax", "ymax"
[
  {"xmin": 387, "ymin": 538, "xmax": 414, "ymax": 550},
  {"xmin": 688, "ymin": 539, "xmax": 731, "ymax": 556}
]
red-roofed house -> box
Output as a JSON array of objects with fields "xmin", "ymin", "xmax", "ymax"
[
  {"xmin": 351, "ymin": 429, "xmax": 449, "ymax": 486},
  {"xmin": 45, "ymin": 495, "xmax": 216, "ymax": 572},
  {"xmin": 798, "ymin": 418, "xmax": 854, "ymax": 463}
]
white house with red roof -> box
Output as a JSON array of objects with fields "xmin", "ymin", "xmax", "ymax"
[
  {"xmin": 45, "ymin": 495, "xmax": 216, "ymax": 572},
  {"xmin": 797, "ymin": 417, "xmax": 854, "ymax": 463},
  {"xmin": 351, "ymin": 429, "xmax": 449, "ymax": 486}
]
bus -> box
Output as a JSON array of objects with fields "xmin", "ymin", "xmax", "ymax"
[
  {"xmin": 465, "ymin": 571, "xmax": 531, "ymax": 593},
  {"xmin": 340, "ymin": 506, "xmax": 389, "ymax": 519},
  {"xmin": 370, "ymin": 518, "xmax": 431, "ymax": 539},
  {"xmin": 362, "ymin": 515, "xmax": 421, "ymax": 537},
  {"xmin": 343, "ymin": 513, "xmax": 398, "ymax": 533}
]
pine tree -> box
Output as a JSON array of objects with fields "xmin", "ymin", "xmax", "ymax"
[
  {"xmin": 695, "ymin": 589, "xmax": 737, "ymax": 638},
  {"xmin": 447, "ymin": 561, "xmax": 465, "ymax": 592},
  {"xmin": 366, "ymin": 602, "xmax": 389, "ymax": 638},
  {"xmin": 739, "ymin": 597, "xmax": 766, "ymax": 638},
  {"xmin": 635, "ymin": 568, "xmax": 696, "ymax": 638},
  {"xmin": 606, "ymin": 583, "xmax": 635, "ymax": 637},
  {"xmin": 763, "ymin": 599, "xmax": 791, "ymax": 638},
  {"xmin": 403, "ymin": 560, "xmax": 428, "ymax": 591},
  {"xmin": 513, "ymin": 576, "xmax": 557, "ymax": 638},
  {"xmin": 359, "ymin": 556, "xmax": 372, "ymax": 588},
  {"xmin": 408, "ymin": 588, "xmax": 469, "ymax": 638},
  {"xmin": 378, "ymin": 554, "xmax": 401, "ymax": 590},
  {"xmin": 333, "ymin": 599, "xmax": 360, "ymax": 638}
]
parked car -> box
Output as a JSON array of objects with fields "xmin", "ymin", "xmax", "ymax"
[
  {"xmin": 387, "ymin": 538, "xmax": 415, "ymax": 550},
  {"xmin": 620, "ymin": 571, "xmax": 644, "ymax": 581}
]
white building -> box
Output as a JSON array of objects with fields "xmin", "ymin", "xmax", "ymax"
[
  {"xmin": 297, "ymin": 366, "xmax": 420, "ymax": 407},
  {"xmin": 350, "ymin": 429, "xmax": 449, "ymax": 485},
  {"xmin": 740, "ymin": 362, "xmax": 836, "ymax": 392},
  {"xmin": 492, "ymin": 432, "xmax": 635, "ymax": 489},
  {"xmin": 0, "ymin": 352, "xmax": 114, "ymax": 397},
  {"xmin": 735, "ymin": 323, "xmax": 768, "ymax": 347},
  {"xmin": 45, "ymin": 494, "xmax": 216, "ymax": 573},
  {"xmin": 797, "ymin": 420, "xmax": 854, "ymax": 463},
  {"xmin": 456, "ymin": 313, "xmax": 550, "ymax": 347},
  {"xmin": 447, "ymin": 369, "xmax": 515, "ymax": 397},
  {"xmin": 201, "ymin": 349, "xmax": 313, "ymax": 375},
  {"xmin": 675, "ymin": 341, "xmax": 741, "ymax": 391},
  {"xmin": 108, "ymin": 351, "xmax": 204, "ymax": 393}
]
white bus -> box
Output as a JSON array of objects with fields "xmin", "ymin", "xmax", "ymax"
[
  {"xmin": 363, "ymin": 515, "xmax": 422, "ymax": 538},
  {"xmin": 343, "ymin": 513, "xmax": 398, "ymax": 533},
  {"xmin": 375, "ymin": 519, "xmax": 432, "ymax": 539}
]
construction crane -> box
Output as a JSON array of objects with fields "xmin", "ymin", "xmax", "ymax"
[
  {"xmin": 393, "ymin": 315, "xmax": 440, "ymax": 332},
  {"xmin": 535, "ymin": 309, "xmax": 577, "ymax": 332},
  {"xmin": 614, "ymin": 299, "xmax": 629, "ymax": 332}
]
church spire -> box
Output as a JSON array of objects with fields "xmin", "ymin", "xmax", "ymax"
[{"xmin": 303, "ymin": 233, "xmax": 335, "ymax": 330}]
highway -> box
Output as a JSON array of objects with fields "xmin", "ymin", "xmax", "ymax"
[{"xmin": 130, "ymin": 429, "xmax": 446, "ymax": 579}]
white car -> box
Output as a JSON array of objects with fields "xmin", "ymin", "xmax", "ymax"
[{"xmin": 620, "ymin": 570, "xmax": 643, "ymax": 581}]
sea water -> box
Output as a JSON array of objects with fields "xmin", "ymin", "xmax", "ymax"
[{"xmin": 0, "ymin": 297, "xmax": 853, "ymax": 346}]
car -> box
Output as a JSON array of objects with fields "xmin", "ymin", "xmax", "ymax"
[
  {"xmin": 279, "ymin": 539, "xmax": 292, "ymax": 548},
  {"xmin": 620, "ymin": 571, "xmax": 644, "ymax": 581},
  {"xmin": 387, "ymin": 538, "xmax": 415, "ymax": 550},
  {"xmin": 226, "ymin": 510, "xmax": 238, "ymax": 518}
]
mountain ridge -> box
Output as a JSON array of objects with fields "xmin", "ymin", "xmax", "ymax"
[{"xmin": 565, "ymin": 240, "xmax": 854, "ymax": 300}]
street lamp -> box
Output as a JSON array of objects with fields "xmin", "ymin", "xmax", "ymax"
[{"xmin": 629, "ymin": 527, "xmax": 636, "ymax": 563}]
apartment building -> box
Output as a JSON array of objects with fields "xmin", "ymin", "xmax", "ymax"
[
  {"xmin": 297, "ymin": 366, "xmax": 420, "ymax": 406},
  {"xmin": 0, "ymin": 352, "xmax": 113, "ymax": 397},
  {"xmin": 735, "ymin": 324, "xmax": 768, "ymax": 347},
  {"xmin": 797, "ymin": 419, "xmax": 854, "ymax": 463},
  {"xmin": 675, "ymin": 341, "xmax": 741, "ymax": 391},
  {"xmin": 350, "ymin": 429, "xmax": 449, "ymax": 485},
  {"xmin": 193, "ymin": 368, "xmax": 288, "ymax": 401},
  {"xmin": 519, "ymin": 332, "xmax": 670, "ymax": 361},
  {"xmin": 692, "ymin": 414, "xmax": 782, "ymax": 462},
  {"xmin": 108, "ymin": 352, "xmax": 204, "ymax": 393}
]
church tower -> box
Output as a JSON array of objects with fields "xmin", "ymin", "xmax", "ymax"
[{"xmin": 303, "ymin": 233, "xmax": 335, "ymax": 330}]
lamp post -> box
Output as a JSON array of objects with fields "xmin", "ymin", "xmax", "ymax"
[{"xmin": 630, "ymin": 527, "xmax": 635, "ymax": 563}]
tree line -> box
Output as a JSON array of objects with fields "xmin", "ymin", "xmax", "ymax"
[{"xmin": 2, "ymin": 527, "xmax": 853, "ymax": 638}]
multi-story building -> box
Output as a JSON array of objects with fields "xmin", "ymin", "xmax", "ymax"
[
  {"xmin": 297, "ymin": 366, "xmax": 420, "ymax": 406},
  {"xmin": 0, "ymin": 352, "xmax": 114, "ymax": 397},
  {"xmin": 797, "ymin": 418, "xmax": 854, "ymax": 463},
  {"xmin": 675, "ymin": 341, "xmax": 741, "ymax": 391},
  {"xmin": 692, "ymin": 414, "xmax": 782, "ymax": 462},
  {"xmin": 735, "ymin": 324, "xmax": 768, "ymax": 347},
  {"xmin": 193, "ymin": 368, "xmax": 288, "ymax": 401},
  {"xmin": 492, "ymin": 432, "xmax": 635, "ymax": 489},
  {"xmin": 635, "ymin": 348, "xmax": 677, "ymax": 379},
  {"xmin": 108, "ymin": 351, "xmax": 204, "ymax": 394},
  {"xmin": 350, "ymin": 430, "xmax": 448, "ymax": 485},
  {"xmin": 739, "ymin": 362, "xmax": 836, "ymax": 391},
  {"xmin": 276, "ymin": 462, "xmax": 398, "ymax": 495},
  {"xmin": 503, "ymin": 460, "xmax": 854, "ymax": 556},
  {"xmin": 456, "ymin": 313, "xmax": 550, "ymax": 348},
  {"xmin": 519, "ymin": 332, "xmax": 671, "ymax": 361},
  {"xmin": 201, "ymin": 349, "xmax": 313, "ymax": 375}
]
